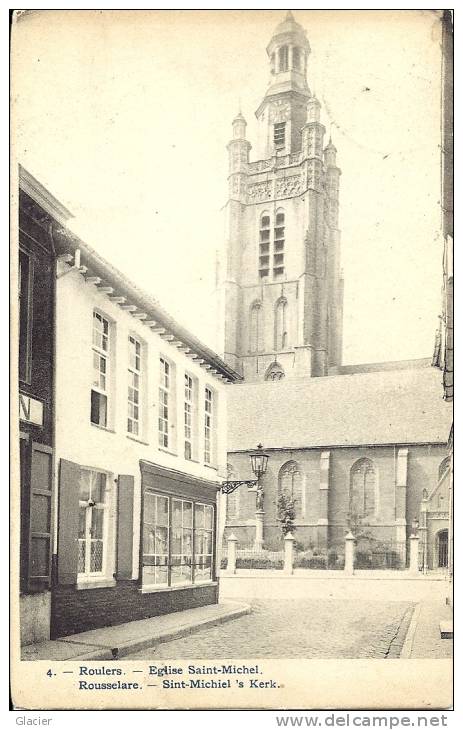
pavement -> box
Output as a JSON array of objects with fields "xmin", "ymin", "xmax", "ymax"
[
  {"xmin": 401, "ymin": 600, "xmax": 453, "ymax": 658},
  {"xmin": 21, "ymin": 595, "xmax": 452, "ymax": 663},
  {"xmin": 125, "ymin": 598, "xmax": 416, "ymax": 660},
  {"xmin": 21, "ymin": 601, "xmax": 251, "ymax": 662}
]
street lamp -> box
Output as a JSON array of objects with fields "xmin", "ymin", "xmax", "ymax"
[
  {"xmin": 221, "ymin": 444, "xmax": 270, "ymax": 552},
  {"xmin": 221, "ymin": 444, "xmax": 269, "ymax": 494},
  {"xmin": 250, "ymin": 444, "xmax": 269, "ymax": 479}
]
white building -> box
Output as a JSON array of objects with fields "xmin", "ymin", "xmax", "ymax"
[{"xmin": 50, "ymin": 220, "xmax": 239, "ymax": 638}]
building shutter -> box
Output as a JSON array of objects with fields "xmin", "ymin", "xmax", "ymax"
[
  {"xmin": 29, "ymin": 442, "xmax": 53, "ymax": 589},
  {"xmin": 116, "ymin": 474, "xmax": 134, "ymax": 580},
  {"xmin": 57, "ymin": 458, "xmax": 80, "ymax": 585}
]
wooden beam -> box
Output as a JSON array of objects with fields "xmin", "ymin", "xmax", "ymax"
[
  {"xmin": 143, "ymin": 320, "xmax": 158, "ymax": 327},
  {"xmin": 132, "ymin": 312, "xmax": 147, "ymax": 320},
  {"xmin": 86, "ymin": 276, "xmax": 102, "ymax": 285},
  {"xmin": 120, "ymin": 304, "xmax": 137, "ymax": 312},
  {"xmin": 110, "ymin": 296, "xmax": 126, "ymax": 304},
  {"xmin": 98, "ymin": 286, "xmax": 114, "ymax": 295}
]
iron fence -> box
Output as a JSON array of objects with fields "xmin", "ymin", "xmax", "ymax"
[{"xmin": 354, "ymin": 538, "xmax": 407, "ymax": 569}]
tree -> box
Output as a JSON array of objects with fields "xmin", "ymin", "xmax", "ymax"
[{"xmin": 276, "ymin": 492, "xmax": 296, "ymax": 537}]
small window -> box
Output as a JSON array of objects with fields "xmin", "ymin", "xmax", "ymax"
[
  {"xmin": 274, "ymin": 122, "xmax": 286, "ymax": 149},
  {"xmin": 91, "ymin": 312, "xmax": 110, "ymax": 427},
  {"xmin": 265, "ymin": 362, "xmax": 285, "ymax": 381}
]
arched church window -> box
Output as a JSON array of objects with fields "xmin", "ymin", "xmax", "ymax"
[
  {"xmin": 278, "ymin": 45, "xmax": 289, "ymax": 72},
  {"xmin": 259, "ymin": 212, "xmax": 271, "ymax": 278},
  {"xmin": 438, "ymin": 456, "xmax": 451, "ymax": 481},
  {"xmin": 249, "ymin": 300, "xmax": 262, "ymax": 353},
  {"xmin": 274, "ymin": 209, "xmax": 285, "ymax": 277},
  {"xmin": 349, "ymin": 458, "xmax": 376, "ymax": 519},
  {"xmin": 292, "ymin": 47, "xmax": 301, "ymax": 70},
  {"xmin": 270, "ymin": 52, "xmax": 276, "ymax": 75},
  {"xmin": 274, "ymin": 297, "xmax": 288, "ymax": 351},
  {"xmin": 265, "ymin": 362, "xmax": 285, "ymax": 381},
  {"xmin": 279, "ymin": 461, "xmax": 302, "ymax": 515}
]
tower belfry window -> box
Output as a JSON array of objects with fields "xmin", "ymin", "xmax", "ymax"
[
  {"xmin": 274, "ymin": 123, "xmax": 286, "ymax": 150},
  {"xmin": 278, "ymin": 45, "xmax": 289, "ymax": 72},
  {"xmin": 273, "ymin": 210, "xmax": 285, "ymax": 277},
  {"xmin": 259, "ymin": 213, "xmax": 271, "ymax": 278}
]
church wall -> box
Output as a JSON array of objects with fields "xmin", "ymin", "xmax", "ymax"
[{"xmin": 224, "ymin": 443, "xmax": 448, "ymax": 551}]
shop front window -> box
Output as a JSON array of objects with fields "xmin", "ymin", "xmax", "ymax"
[{"xmin": 142, "ymin": 493, "xmax": 214, "ymax": 589}]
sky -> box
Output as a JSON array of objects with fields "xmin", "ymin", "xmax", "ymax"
[{"xmin": 12, "ymin": 9, "xmax": 444, "ymax": 365}]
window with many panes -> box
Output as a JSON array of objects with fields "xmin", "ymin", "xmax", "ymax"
[
  {"xmin": 142, "ymin": 494, "xmax": 214, "ymax": 589},
  {"xmin": 91, "ymin": 312, "xmax": 109, "ymax": 427},
  {"xmin": 78, "ymin": 469, "xmax": 108, "ymax": 577},
  {"xmin": 142, "ymin": 492, "xmax": 169, "ymax": 587},
  {"xmin": 159, "ymin": 357, "xmax": 170, "ymax": 448},
  {"xmin": 204, "ymin": 387, "xmax": 214, "ymax": 464},
  {"xmin": 171, "ymin": 499, "xmax": 193, "ymax": 584},
  {"xmin": 194, "ymin": 503, "xmax": 214, "ymax": 582},
  {"xmin": 184, "ymin": 374, "xmax": 195, "ymax": 460},
  {"xmin": 19, "ymin": 249, "xmax": 33, "ymax": 383},
  {"xmin": 127, "ymin": 336, "xmax": 141, "ymax": 435}
]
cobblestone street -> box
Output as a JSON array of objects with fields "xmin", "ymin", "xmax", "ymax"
[{"xmin": 126, "ymin": 599, "xmax": 414, "ymax": 660}]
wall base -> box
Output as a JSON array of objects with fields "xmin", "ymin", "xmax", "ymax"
[
  {"xmin": 51, "ymin": 581, "xmax": 218, "ymax": 639},
  {"xmin": 20, "ymin": 592, "xmax": 51, "ymax": 646}
]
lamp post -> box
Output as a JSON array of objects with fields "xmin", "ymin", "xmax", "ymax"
[
  {"xmin": 250, "ymin": 444, "xmax": 269, "ymax": 551},
  {"xmin": 419, "ymin": 488, "xmax": 429, "ymax": 574},
  {"xmin": 221, "ymin": 444, "xmax": 269, "ymax": 552}
]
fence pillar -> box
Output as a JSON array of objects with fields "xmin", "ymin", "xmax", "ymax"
[
  {"xmin": 227, "ymin": 533, "xmax": 238, "ymax": 574},
  {"xmin": 409, "ymin": 534, "xmax": 420, "ymax": 575},
  {"xmin": 284, "ymin": 532, "xmax": 295, "ymax": 575},
  {"xmin": 344, "ymin": 531, "xmax": 356, "ymax": 575},
  {"xmin": 254, "ymin": 510, "xmax": 264, "ymax": 551}
]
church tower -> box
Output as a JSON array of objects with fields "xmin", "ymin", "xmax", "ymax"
[{"xmin": 222, "ymin": 11, "xmax": 344, "ymax": 382}]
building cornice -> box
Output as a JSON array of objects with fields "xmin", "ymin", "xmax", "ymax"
[{"xmin": 19, "ymin": 165, "xmax": 73, "ymax": 226}]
